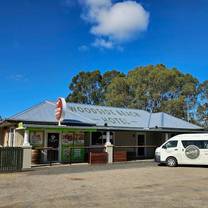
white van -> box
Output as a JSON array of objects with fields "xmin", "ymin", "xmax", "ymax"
[{"xmin": 155, "ymin": 134, "xmax": 208, "ymax": 167}]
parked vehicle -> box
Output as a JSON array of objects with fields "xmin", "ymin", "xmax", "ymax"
[{"xmin": 155, "ymin": 134, "xmax": 208, "ymax": 167}]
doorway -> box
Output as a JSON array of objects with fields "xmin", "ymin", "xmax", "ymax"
[
  {"xmin": 137, "ymin": 134, "xmax": 145, "ymax": 157},
  {"xmin": 47, "ymin": 133, "xmax": 60, "ymax": 162}
]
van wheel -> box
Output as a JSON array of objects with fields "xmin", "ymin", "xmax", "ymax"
[{"xmin": 166, "ymin": 157, "xmax": 177, "ymax": 167}]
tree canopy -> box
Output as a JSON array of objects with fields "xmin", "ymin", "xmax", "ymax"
[
  {"xmin": 66, "ymin": 65, "xmax": 207, "ymax": 127},
  {"xmin": 66, "ymin": 70, "xmax": 124, "ymax": 105},
  {"xmin": 197, "ymin": 80, "xmax": 208, "ymax": 127}
]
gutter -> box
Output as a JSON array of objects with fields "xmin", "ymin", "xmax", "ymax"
[{"xmin": 21, "ymin": 123, "xmax": 206, "ymax": 133}]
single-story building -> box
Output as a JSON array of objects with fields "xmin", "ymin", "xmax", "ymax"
[{"xmin": 0, "ymin": 99, "xmax": 204, "ymax": 164}]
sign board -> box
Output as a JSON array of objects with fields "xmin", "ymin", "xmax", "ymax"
[
  {"xmin": 55, "ymin": 97, "xmax": 66, "ymax": 122},
  {"xmin": 30, "ymin": 131, "xmax": 44, "ymax": 148},
  {"xmin": 67, "ymin": 103, "xmax": 148, "ymax": 128}
]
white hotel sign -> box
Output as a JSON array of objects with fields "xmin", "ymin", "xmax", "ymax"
[{"xmin": 67, "ymin": 104, "xmax": 144, "ymax": 127}]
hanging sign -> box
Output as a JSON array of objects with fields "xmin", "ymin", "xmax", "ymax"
[{"xmin": 55, "ymin": 97, "xmax": 66, "ymax": 122}]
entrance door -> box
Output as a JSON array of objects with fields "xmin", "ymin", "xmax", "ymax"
[
  {"xmin": 137, "ymin": 134, "xmax": 145, "ymax": 157},
  {"xmin": 47, "ymin": 133, "xmax": 59, "ymax": 162}
]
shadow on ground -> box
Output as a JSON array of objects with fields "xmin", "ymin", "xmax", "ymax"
[{"xmin": 25, "ymin": 160, "xmax": 156, "ymax": 176}]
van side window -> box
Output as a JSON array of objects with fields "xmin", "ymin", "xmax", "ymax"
[
  {"xmin": 204, "ymin": 141, "xmax": 208, "ymax": 149},
  {"xmin": 163, "ymin": 141, "xmax": 178, "ymax": 148},
  {"xmin": 182, "ymin": 140, "xmax": 208, "ymax": 149}
]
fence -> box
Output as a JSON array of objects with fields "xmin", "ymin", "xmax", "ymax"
[
  {"xmin": 113, "ymin": 145, "xmax": 157, "ymax": 161},
  {"xmin": 34, "ymin": 146, "xmax": 106, "ymax": 165},
  {"xmin": 67, "ymin": 145, "xmax": 157, "ymax": 163},
  {"xmin": 0, "ymin": 147, "xmax": 23, "ymax": 172},
  {"xmin": 33, "ymin": 145, "xmax": 157, "ymax": 165}
]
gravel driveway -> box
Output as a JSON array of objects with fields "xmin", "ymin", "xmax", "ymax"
[{"xmin": 0, "ymin": 161, "xmax": 208, "ymax": 208}]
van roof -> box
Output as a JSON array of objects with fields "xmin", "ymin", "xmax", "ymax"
[{"xmin": 170, "ymin": 133, "xmax": 208, "ymax": 140}]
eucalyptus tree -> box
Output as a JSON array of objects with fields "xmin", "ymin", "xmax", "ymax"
[
  {"xmin": 105, "ymin": 64, "xmax": 199, "ymax": 120},
  {"xmin": 66, "ymin": 69, "xmax": 124, "ymax": 105},
  {"xmin": 196, "ymin": 80, "xmax": 208, "ymax": 127}
]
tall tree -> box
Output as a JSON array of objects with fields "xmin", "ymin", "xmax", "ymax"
[
  {"xmin": 66, "ymin": 65, "xmax": 201, "ymax": 122},
  {"xmin": 102, "ymin": 70, "xmax": 125, "ymax": 88},
  {"xmin": 196, "ymin": 80, "xmax": 208, "ymax": 127},
  {"xmin": 105, "ymin": 76, "xmax": 131, "ymax": 107},
  {"xmin": 105, "ymin": 64, "xmax": 199, "ymax": 120},
  {"xmin": 66, "ymin": 70, "xmax": 102, "ymax": 105},
  {"xmin": 101, "ymin": 70, "xmax": 125, "ymax": 105},
  {"xmin": 66, "ymin": 69, "xmax": 123, "ymax": 105}
]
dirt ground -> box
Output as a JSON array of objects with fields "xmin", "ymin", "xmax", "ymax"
[{"xmin": 0, "ymin": 161, "xmax": 208, "ymax": 208}]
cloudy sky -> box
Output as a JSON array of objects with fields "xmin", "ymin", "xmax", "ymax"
[{"xmin": 0, "ymin": 0, "xmax": 208, "ymax": 117}]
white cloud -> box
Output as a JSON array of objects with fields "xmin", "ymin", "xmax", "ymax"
[
  {"xmin": 85, "ymin": 0, "xmax": 111, "ymax": 9},
  {"xmin": 92, "ymin": 38, "xmax": 113, "ymax": 49},
  {"xmin": 80, "ymin": 0, "xmax": 149, "ymax": 49}
]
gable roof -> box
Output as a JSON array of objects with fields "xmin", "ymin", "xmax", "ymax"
[{"xmin": 7, "ymin": 100, "xmax": 202, "ymax": 130}]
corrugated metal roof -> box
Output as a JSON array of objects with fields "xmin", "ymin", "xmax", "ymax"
[
  {"xmin": 8, "ymin": 100, "xmax": 202, "ymax": 130},
  {"xmin": 149, "ymin": 112, "xmax": 200, "ymax": 129},
  {"xmin": 9, "ymin": 101, "xmax": 94, "ymax": 125}
]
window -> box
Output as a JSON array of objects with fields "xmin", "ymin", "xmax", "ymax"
[
  {"xmin": 182, "ymin": 140, "xmax": 208, "ymax": 149},
  {"xmin": 204, "ymin": 141, "xmax": 208, "ymax": 149},
  {"xmin": 163, "ymin": 141, "xmax": 178, "ymax": 149}
]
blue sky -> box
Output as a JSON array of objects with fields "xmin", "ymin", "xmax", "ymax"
[{"xmin": 0, "ymin": 0, "xmax": 208, "ymax": 117}]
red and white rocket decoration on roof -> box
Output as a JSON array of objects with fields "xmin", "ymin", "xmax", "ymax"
[{"xmin": 55, "ymin": 97, "xmax": 66, "ymax": 125}]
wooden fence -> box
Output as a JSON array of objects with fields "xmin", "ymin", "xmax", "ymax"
[{"xmin": 0, "ymin": 147, "xmax": 23, "ymax": 172}]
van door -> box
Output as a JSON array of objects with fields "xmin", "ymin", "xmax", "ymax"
[{"xmin": 160, "ymin": 140, "xmax": 181, "ymax": 163}]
